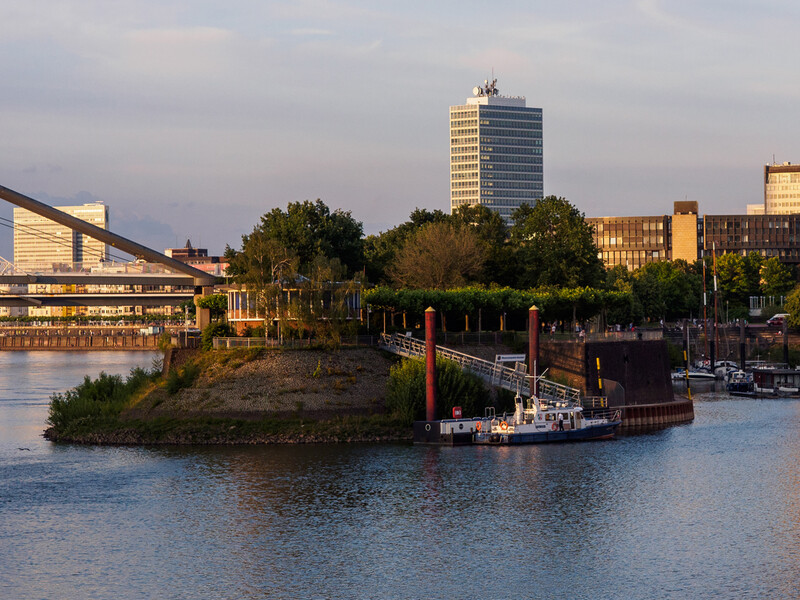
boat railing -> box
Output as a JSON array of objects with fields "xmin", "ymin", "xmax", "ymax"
[
  {"xmin": 580, "ymin": 396, "xmax": 608, "ymax": 409},
  {"xmin": 378, "ymin": 332, "xmax": 583, "ymax": 405},
  {"xmin": 585, "ymin": 408, "xmax": 622, "ymax": 422}
]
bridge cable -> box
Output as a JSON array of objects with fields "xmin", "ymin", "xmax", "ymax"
[{"xmin": 0, "ymin": 216, "xmax": 146, "ymax": 267}]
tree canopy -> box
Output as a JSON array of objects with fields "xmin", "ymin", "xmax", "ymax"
[
  {"xmin": 388, "ymin": 221, "xmax": 486, "ymax": 289},
  {"xmin": 220, "ymin": 197, "xmax": 800, "ymax": 327},
  {"xmin": 509, "ymin": 196, "xmax": 605, "ymax": 289},
  {"xmin": 760, "ymin": 256, "xmax": 794, "ymax": 297},
  {"xmin": 234, "ymin": 199, "xmax": 365, "ymax": 277}
]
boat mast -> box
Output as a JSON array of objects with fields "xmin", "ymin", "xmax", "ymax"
[
  {"xmin": 703, "ymin": 258, "xmax": 708, "ymax": 361},
  {"xmin": 713, "ymin": 242, "xmax": 719, "ymax": 369}
]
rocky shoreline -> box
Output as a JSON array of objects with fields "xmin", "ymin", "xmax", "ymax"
[{"xmin": 43, "ymin": 427, "xmax": 413, "ymax": 445}]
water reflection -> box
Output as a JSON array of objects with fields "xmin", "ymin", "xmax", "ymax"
[{"xmin": 3, "ymin": 353, "xmax": 800, "ymax": 598}]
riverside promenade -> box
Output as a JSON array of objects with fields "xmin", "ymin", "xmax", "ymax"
[{"xmin": 0, "ymin": 326, "xmax": 161, "ymax": 350}]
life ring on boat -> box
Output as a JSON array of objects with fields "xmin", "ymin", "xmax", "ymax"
[
  {"xmin": 551, "ymin": 423, "xmax": 557, "ymax": 431},
  {"xmin": 500, "ymin": 421, "xmax": 508, "ymax": 431},
  {"xmin": 476, "ymin": 421, "xmax": 482, "ymax": 432}
]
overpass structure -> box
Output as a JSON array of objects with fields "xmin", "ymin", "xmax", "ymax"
[
  {"xmin": 0, "ymin": 184, "xmax": 219, "ymax": 323},
  {"xmin": 0, "ymin": 272, "xmax": 197, "ymax": 286},
  {"xmin": 0, "ymin": 293, "xmax": 194, "ymax": 308},
  {"xmin": 0, "ymin": 184, "xmax": 216, "ymax": 286}
]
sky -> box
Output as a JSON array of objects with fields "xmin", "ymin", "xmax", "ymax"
[{"xmin": 1, "ymin": 0, "xmax": 800, "ymax": 262}]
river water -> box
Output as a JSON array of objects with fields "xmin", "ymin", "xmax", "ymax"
[{"xmin": 1, "ymin": 352, "xmax": 799, "ymax": 599}]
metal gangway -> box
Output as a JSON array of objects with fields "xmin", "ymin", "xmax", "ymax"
[{"xmin": 378, "ymin": 332, "xmax": 582, "ymax": 405}]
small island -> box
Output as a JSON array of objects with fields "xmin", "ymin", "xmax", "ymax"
[{"xmin": 44, "ymin": 346, "xmax": 411, "ymax": 445}]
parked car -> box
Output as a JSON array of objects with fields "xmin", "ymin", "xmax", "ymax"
[{"xmin": 766, "ymin": 314, "xmax": 790, "ymax": 327}]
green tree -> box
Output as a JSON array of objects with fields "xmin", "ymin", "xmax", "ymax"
[
  {"xmin": 291, "ymin": 255, "xmax": 360, "ymax": 347},
  {"xmin": 715, "ymin": 252, "xmax": 759, "ymax": 314},
  {"xmin": 605, "ymin": 265, "xmax": 644, "ymax": 325},
  {"xmin": 225, "ymin": 232, "xmax": 299, "ymax": 331},
  {"xmin": 201, "ymin": 322, "xmax": 233, "ymax": 351},
  {"xmin": 760, "ymin": 256, "xmax": 795, "ymax": 297},
  {"xmin": 452, "ymin": 204, "xmax": 514, "ymax": 286},
  {"xmin": 196, "ymin": 294, "xmax": 228, "ymax": 321},
  {"xmin": 364, "ymin": 208, "xmax": 451, "ymax": 284},
  {"xmin": 388, "ymin": 221, "xmax": 486, "ymax": 289},
  {"xmin": 257, "ymin": 199, "xmax": 364, "ymax": 276},
  {"xmin": 178, "ymin": 299, "xmax": 196, "ymax": 318},
  {"xmin": 785, "ymin": 285, "xmax": 800, "ymax": 328},
  {"xmin": 509, "ymin": 196, "xmax": 604, "ymax": 288},
  {"xmin": 631, "ymin": 260, "xmax": 699, "ymax": 321}
]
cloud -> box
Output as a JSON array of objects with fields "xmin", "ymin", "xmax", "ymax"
[
  {"xmin": 111, "ymin": 209, "xmax": 178, "ymax": 255},
  {"xmin": 21, "ymin": 164, "xmax": 63, "ymax": 175},
  {"xmin": 290, "ymin": 28, "xmax": 335, "ymax": 36}
]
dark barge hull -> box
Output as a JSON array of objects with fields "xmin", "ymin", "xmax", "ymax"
[
  {"xmin": 413, "ymin": 420, "xmax": 620, "ymax": 445},
  {"xmin": 473, "ymin": 422, "xmax": 620, "ymax": 445},
  {"xmin": 413, "ymin": 421, "xmax": 476, "ymax": 445}
]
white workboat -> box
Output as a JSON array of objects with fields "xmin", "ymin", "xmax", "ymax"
[
  {"xmin": 472, "ymin": 395, "xmax": 621, "ymax": 445},
  {"xmin": 672, "ymin": 368, "xmax": 715, "ymax": 381}
]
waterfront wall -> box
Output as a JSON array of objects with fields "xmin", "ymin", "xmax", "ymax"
[
  {"xmin": 0, "ymin": 332, "xmax": 160, "ymax": 350},
  {"xmin": 540, "ymin": 339, "xmax": 693, "ymax": 427}
]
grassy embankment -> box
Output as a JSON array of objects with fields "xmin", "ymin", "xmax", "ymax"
[{"xmin": 44, "ymin": 346, "xmax": 410, "ymax": 445}]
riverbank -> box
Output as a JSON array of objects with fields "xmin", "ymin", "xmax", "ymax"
[{"xmin": 44, "ymin": 346, "xmax": 412, "ymax": 444}]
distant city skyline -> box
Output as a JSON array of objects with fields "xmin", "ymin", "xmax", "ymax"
[{"xmin": 2, "ymin": 1, "xmax": 800, "ymax": 261}]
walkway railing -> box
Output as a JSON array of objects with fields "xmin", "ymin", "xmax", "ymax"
[
  {"xmin": 212, "ymin": 335, "xmax": 381, "ymax": 349},
  {"xmin": 378, "ymin": 332, "xmax": 582, "ymax": 405}
]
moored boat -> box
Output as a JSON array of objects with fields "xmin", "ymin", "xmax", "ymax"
[
  {"xmin": 725, "ymin": 370, "xmax": 754, "ymax": 396},
  {"xmin": 752, "ymin": 367, "xmax": 800, "ymax": 397},
  {"xmin": 471, "ymin": 395, "xmax": 621, "ymax": 445},
  {"xmin": 672, "ymin": 367, "xmax": 715, "ymax": 381}
]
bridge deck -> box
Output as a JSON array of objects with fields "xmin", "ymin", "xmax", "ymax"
[{"xmin": 378, "ymin": 332, "xmax": 582, "ymax": 405}]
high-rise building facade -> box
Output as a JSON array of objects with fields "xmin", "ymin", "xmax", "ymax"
[
  {"xmin": 450, "ymin": 79, "xmax": 543, "ymax": 223},
  {"xmin": 764, "ymin": 162, "xmax": 800, "ymax": 214},
  {"xmin": 13, "ymin": 203, "xmax": 109, "ymax": 271}
]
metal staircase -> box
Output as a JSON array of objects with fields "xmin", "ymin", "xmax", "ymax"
[{"xmin": 378, "ymin": 333, "xmax": 582, "ymax": 405}]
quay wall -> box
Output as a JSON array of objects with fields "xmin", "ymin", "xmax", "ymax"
[
  {"xmin": 0, "ymin": 332, "xmax": 160, "ymax": 351},
  {"xmin": 540, "ymin": 339, "xmax": 692, "ymax": 428}
]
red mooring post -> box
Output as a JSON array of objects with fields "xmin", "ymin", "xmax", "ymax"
[
  {"xmin": 425, "ymin": 306, "xmax": 437, "ymax": 422},
  {"xmin": 529, "ymin": 305, "xmax": 539, "ymax": 396}
]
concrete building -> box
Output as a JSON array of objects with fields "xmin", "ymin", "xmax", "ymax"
[
  {"xmin": 13, "ymin": 203, "xmax": 109, "ymax": 271},
  {"xmin": 588, "ymin": 201, "xmax": 800, "ymax": 269},
  {"xmin": 764, "ymin": 162, "xmax": 800, "ymax": 215},
  {"xmin": 450, "ymin": 78, "xmax": 543, "ymax": 223},
  {"xmin": 165, "ymin": 240, "xmax": 228, "ymax": 278}
]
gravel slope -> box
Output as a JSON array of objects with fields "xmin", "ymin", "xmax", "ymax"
[{"xmin": 139, "ymin": 347, "xmax": 397, "ymax": 420}]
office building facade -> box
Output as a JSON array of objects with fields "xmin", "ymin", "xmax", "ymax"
[
  {"xmin": 763, "ymin": 162, "xmax": 800, "ymax": 215},
  {"xmin": 13, "ymin": 203, "xmax": 109, "ymax": 271},
  {"xmin": 450, "ymin": 79, "xmax": 543, "ymax": 223},
  {"xmin": 588, "ymin": 215, "xmax": 671, "ymax": 270},
  {"xmin": 588, "ymin": 201, "xmax": 800, "ymax": 270}
]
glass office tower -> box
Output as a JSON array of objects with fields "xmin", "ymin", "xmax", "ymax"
[{"xmin": 450, "ymin": 79, "xmax": 543, "ymax": 223}]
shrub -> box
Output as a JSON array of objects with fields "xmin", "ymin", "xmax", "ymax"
[
  {"xmin": 157, "ymin": 331, "xmax": 173, "ymax": 353},
  {"xmin": 47, "ymin": 367, "xmax": 159, "ymax": 430},
  {"xmin": 201, "ymin": 322, "xmax": 233, "ymax": 350},
  {"xmin": 386, "ymin": 357, "xmax": 488, "ymax": 425},
  {"xmin": 166, "ymin": 361, "xmax": 200, "ymax": 395}
]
